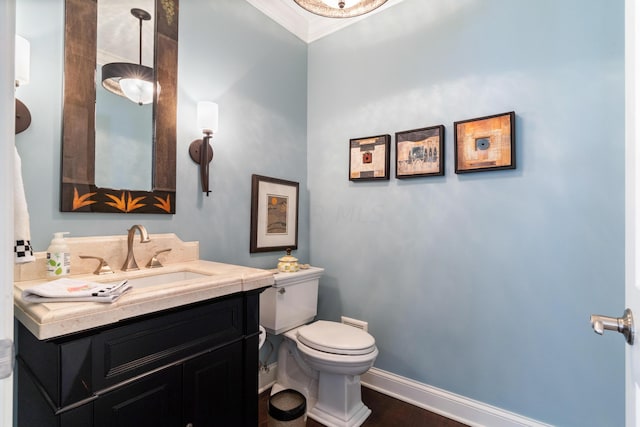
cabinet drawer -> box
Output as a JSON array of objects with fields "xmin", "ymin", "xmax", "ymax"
[{"xmin": 93, "ymin": 296, "xmax": 243, "ymax": 389}]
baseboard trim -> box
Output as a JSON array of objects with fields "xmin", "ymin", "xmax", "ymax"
[
  {"xmin": 361, "ymin": 367, "xmax": 552, "ymax": 427},
  {"xmin": 261, "ymin": 363, "xmax": 550, "ymax": 426}
]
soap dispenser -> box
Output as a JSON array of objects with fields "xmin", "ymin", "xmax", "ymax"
[{"xmin": 46, "ymin": 232, "xmax": 71, "ymax": 278}]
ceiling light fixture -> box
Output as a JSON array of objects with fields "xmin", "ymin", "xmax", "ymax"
[
  {"xmin": 293, "ymin": 0, "xmax": 388, "ymax": 18},
  {"xmin": 101, "ymin": 8, "xmax": 159, "ymax": 106}
]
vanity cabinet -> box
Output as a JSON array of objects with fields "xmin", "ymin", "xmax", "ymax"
[{"xmin": 16, "ymin": 290, "xmax": 264, "ymax": 427}]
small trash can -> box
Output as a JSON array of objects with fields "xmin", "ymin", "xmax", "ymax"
[{"xmin": 268, "ymin": 389, "xmax": 306, "ymax": 427}]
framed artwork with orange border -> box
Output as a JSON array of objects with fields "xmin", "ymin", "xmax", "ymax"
[{"xmin": 454, "ymin": 111, "xmax": 515, "ymax": 174}]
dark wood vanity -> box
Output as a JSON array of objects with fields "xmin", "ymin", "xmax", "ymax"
[{"xmin": 16, "ymin": 288, "xmax": 265, "ymax": 427}]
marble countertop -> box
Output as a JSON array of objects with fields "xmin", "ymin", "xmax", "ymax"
[{"xmin": 14, "ymin": 260, "xmax": 274, "ymax": 340}]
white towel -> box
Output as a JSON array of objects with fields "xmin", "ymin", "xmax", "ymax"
[
  {"xmin": 22, "ymin": 278, "xmax": 132, "ymax": 303},
  {"xmin": 14, "ymin": 146, "xmax": 35, "ymax": 264}
]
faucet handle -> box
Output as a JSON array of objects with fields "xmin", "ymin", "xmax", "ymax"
[
  {"xmin": 146, "ymin": 249, "xmax": 172, "ymax": 268},
  {"xmin": 79, "ymin": 255, "xmax": 114, "ymax": 275}
]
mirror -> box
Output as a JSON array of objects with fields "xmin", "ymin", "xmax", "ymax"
[{"xmin": 60, "ymin": 0, "xmax": 178, "ymax": 214}]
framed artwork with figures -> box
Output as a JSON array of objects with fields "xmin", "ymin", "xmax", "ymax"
[{"xmin": 395, "ymin": 125, "xmax": 444, "ymax": 178}]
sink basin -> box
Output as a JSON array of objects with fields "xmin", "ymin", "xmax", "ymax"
[{"xmin": 123, "ymin": 271, "xmax": 210, "ymax": 289}]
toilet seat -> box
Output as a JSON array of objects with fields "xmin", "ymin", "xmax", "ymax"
[{"xmin": 296, "ymin": 320, "xmax": 376, "ymax": 355}]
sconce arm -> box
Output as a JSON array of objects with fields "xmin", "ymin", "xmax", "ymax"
[{"xmin": 189, "ymin": 133, "xmax": 214, "ymax": 196}]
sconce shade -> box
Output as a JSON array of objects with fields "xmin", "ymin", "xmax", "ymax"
[
  {"xmin": 293, "ymin": 0, "xmax": 388, "ymax": 18},
  {"xmin": 15, "ymin": 35, "xmax": 30, "ymax": 87},
  {"xmin": 197, "ymin": 101, "xmax": 219, "ymax": 134}
]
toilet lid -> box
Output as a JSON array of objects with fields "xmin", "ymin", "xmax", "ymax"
[{"xmin": 296, "ymin": 320, "xmax": 376, "ymax": 355}]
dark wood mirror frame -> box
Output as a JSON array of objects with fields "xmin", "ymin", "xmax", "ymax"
[{"xmin": 60, "ymin": 0, "xmax": 178, "ymax": 214}]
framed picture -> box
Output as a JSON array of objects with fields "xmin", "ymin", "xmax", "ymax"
[
  {"xmin": 454, "ymin": 111, "xmax": 515, "ymax": 174},
  {"xmin": 395, "ymin": 125, "xmax": 444, "ymax": 178},
  {"xmin": 250, "ymin": 174, "xmax": 299, "ymax": 253},
  {"xmin": 349, "ymin": 134, "xmax": 391, "ymax": 181}
]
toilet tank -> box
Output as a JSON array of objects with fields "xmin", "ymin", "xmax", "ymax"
[{"xmin": 260, "ymin": 267, "xmax": 324, "ymax": 335}]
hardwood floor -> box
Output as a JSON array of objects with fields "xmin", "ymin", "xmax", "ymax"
[{"xmin": 259, "ymin": 386, "xmax": 469, "ymax": 427}]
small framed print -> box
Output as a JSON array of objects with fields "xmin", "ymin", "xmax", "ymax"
[
  {"xmin": 454, "ymin": 111, "xmax": 516, "ymax": 174},
  {"xmin": 395, "ymin": 125, "xmax": 444, "ymax": 178},
  {"xmin": 349, "ymin": 134, "xmax": 391, "ymax": 181},
  {"xmin": 250, "ymin": 174, "xmax": 299, "ymax": 253}
]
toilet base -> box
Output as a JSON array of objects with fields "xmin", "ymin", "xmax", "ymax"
[
  {"xmin": 308, "ymin": 400, "xmax": 371, "ymax": 427},
  {"xmin": 273, "ymin": 381, "xmax": 372, "ymax": 427},
  {"xmin": 306, "ymin": 371, "xmax": 371, "ymax": 427}
]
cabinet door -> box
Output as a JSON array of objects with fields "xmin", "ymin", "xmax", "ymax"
[
  {"xmin": 183, "ymin": 342, "xmax": 243, "ymax": 427},
  {"xmin": 94, "ymin": 365, "xmax": 182, "ymax": 427}
]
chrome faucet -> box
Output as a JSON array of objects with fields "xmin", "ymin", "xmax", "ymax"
[{"xmin": 121, "ymin": 225, "xmax": 150, "ymax": 271}]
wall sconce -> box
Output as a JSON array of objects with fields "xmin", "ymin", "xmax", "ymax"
[
  {"xmin": 101, "ymin": 8, "xmax": 159, "ymax": 106},
  {"xmin": 189, "ymin": 102, "xmax": 219, "ymax": 196},
  {"xmin": 15, "ymin": 35, "xmax": 31, "ymax": 134}
]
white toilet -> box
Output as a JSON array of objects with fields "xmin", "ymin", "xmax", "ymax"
[{"xmin": 260, "ymin": 267, "xmax": 378, "ymax": 427}]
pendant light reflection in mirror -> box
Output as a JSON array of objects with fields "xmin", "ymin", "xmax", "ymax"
[{"xmin": 101, "ymin": 7, "xmax": 159, "ymax": 105}]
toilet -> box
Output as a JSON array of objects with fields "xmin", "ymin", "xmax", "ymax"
[{"xmin": 260, "ymin": 267, "xmax": 378, "ymax": 427}]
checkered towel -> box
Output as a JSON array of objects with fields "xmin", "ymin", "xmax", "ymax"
[{"xmin": 14, "ymin": 147, "xmax": 34, "ymax": 264}]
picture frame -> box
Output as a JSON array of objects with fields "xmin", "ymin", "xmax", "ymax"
[
  {"xmin": 395, "ymin": 125, "xmax": 445, "ymax": 178},
  {"xmin": 454, "ymin": 111, "xmax": 516, "ymax": 174},
  {"xmin": 349, "ymin": 134, "xmax": 391, "ymax": 181},
  {"xmin": 250, "ymin": 174, "xmax": 299, "ymax": 253}
]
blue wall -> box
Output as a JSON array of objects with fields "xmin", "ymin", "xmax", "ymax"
[
  {"xmin": 15, "ymin": 0, "xmax": 625, "ymax": 425},
  {"xmin": 307, "ymin": 0, "xmax": 624, "ymax": 426},
  {"xmin": 15, "ymin": 0, "xmax": 309, "ymax": 269}
]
